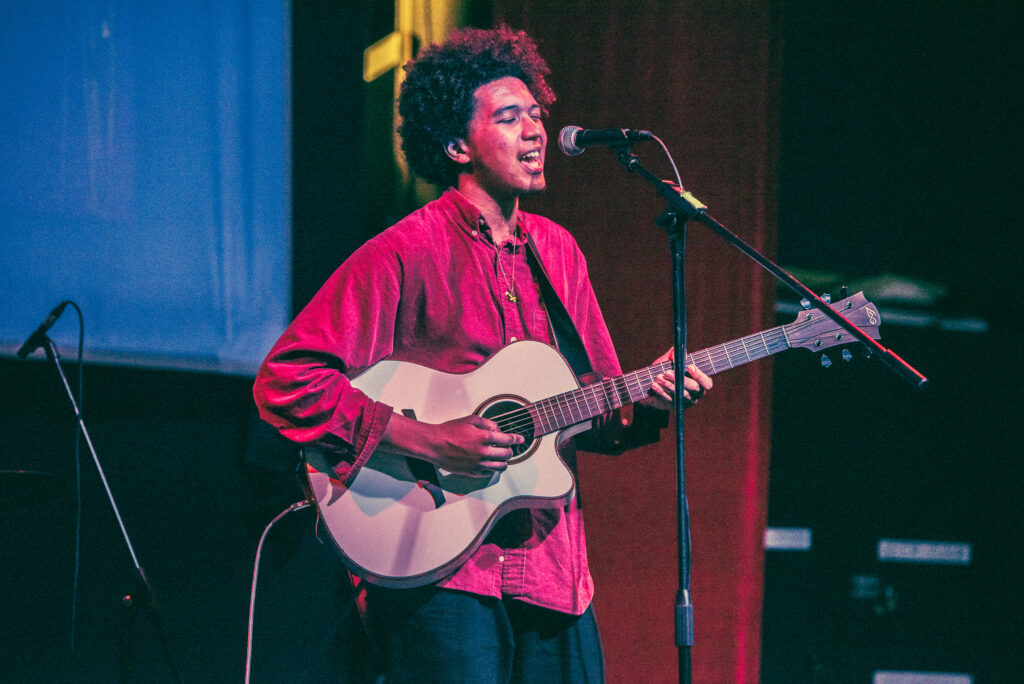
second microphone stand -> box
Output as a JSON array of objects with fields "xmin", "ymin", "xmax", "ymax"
[{"xmin": 40, "ymin": 337, "xmax": 181, "ymax": 683}]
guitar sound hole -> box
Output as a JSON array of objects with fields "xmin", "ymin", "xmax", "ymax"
[{"xmin": 478, "ymin": 397, "xmax": 536, "ymax": 464}]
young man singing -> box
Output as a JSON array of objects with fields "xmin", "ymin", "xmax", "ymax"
[{"xmin": 254, "ymin": 26, "xmax": 711, "ymax": 682}]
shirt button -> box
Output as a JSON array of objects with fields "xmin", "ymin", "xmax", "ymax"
[
  {"xmin": 498, "ymin": 555, "xmax": 505, "ymax": 563},
  {"xmin": 471, "ymin": 229, "xmax": 479, "ymax": 236}
]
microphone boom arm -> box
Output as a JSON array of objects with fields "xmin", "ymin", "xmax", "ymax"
[{"xmin": 615, "ymin": 148, "xmax": 928, "ymax": 389}]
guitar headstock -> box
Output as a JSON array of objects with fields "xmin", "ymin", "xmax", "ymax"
[{"xmin": 784, "ymin": 291, "xmax": 882, "ymax": 360}]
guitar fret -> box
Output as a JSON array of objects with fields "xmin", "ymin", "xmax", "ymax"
[
  {"xmin": 734, "ymin": 338, "xmax": 751, "ymax": 365},
  {"xmin": 628, "ymin": 370, "xmax": 645, "ymax": 404},
  {"xmin": 598, "ymin": 378, "xmax": 610, "ymax": 411},
  {"xmin": 630, "ymin": 370, "xmax": 647, "ymax": 403},
  {"xmin": 757, "ymin": 331, "xmax": 771, "ymax": 359},
  {"xmin": 740, "ymin": 336, "xmax": 753, "ymax": 363},
  {"xmin": 722, "ymin": 342, "xmax": 740, "ymax": 369},
  {"xmin": 535, "ymin": 399, "xmax": 553, "ymax": 433},
  {"xmin": 778, "ymin": 322, "xmax": 791, "ymax": 349},
  {"xmin": 550, "ymin": 395, "xmax": 565, "ymax": 430},
  {"xmin": 635, "ymin": 368, "xmax": 656, "ymax": 402},
  {"xmin": 530, "ymin": 403, "xmax": 543, "ymax": 433},
  {"xmin": 575, "ymin": 386, "xmax": 591, "ymax": 420},
  {"xmin": 579, "ymin": 385, "xmax": 596, "ymax": 418},
  {"xmin": 566, "ymin": 388, "xmax": 581, "ymax": 424},
  {"xmin": 710, "ymin": 344, "xmax": 726, "ymax": 369},
  {"xmin": 557, "ymin": 393, "xmax": 573, "ymax": 423},
  {"xmin": 547, "ymin": 396, "xmax": 564, "ymax": 430},
  {"xmin": 585, "ymin": 383, "xmax": 600, "ymax": 416},
  {"xmin": 572, "ymin": 388, "xmax": 588, "ymax": 422},
  {"xmin": 618, "ymin": 375, "xmax": 633, "ymax": 406},
  {"xmin": 700, "ymin": 348, "xmax": 716, "ymax": 375},
  {"xmin": 616, "ymin": 375, "xmax": 633, "ymax": 407},
  {"xmin": 607, "ymin": 377, "xmax": 623, "ymax": 410},
  {"xmin": 600, "ymin": 378, "xmax": 616, "ymax": 414},
  {"xmin": 553, "ymin": 393, "xmax": 571, "ymax": 427},
  {"xmin": 622, "ymin": 373, "xmax": 640, "ymax": 405},
  {"xmin": 747, "ymin": 335, "xmax": 762, "ymax": 359},
  {"xmin": 560, "ymin": 393, "xmax": 576, "ymax": 426},
  {"xmin": 730, "ymin": 340, "xmax": 746, "ymax": 367},
  {"xmin": 769, "ymin": 328, "xmax": 789, "ymax": 355}
]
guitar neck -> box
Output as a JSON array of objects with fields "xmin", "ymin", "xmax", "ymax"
[
  {"xmin": 528, "ymin": 325, "xmax": 792, "ymax": 436},
  {"xmin": 685, "ymin": 324, "xmax": 792, "ymax": 379}
]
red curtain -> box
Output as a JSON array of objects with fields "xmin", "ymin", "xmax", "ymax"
[{"xmin": 495, "ymin": 3, "xmax": 780, "ymax": 681}]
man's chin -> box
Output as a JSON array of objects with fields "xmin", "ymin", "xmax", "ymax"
[{"xmin": 522, "ymin": 177, "xmax": 547, "ymax": 196}]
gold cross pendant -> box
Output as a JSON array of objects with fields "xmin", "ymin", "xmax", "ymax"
[{"xmin": 505, "ymin": 291, "xmax": 518, "ymax": 303}]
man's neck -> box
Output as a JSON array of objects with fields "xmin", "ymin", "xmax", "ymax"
[{"xmin": 457, "ymin": 182, "xmax": 519, "ymax": 244}]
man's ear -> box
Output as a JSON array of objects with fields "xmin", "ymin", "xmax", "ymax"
[{"xmin": 445, "ymin": 138, "xmax": 470, "ymax": 165}]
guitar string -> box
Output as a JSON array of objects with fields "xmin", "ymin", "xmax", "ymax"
[
  {"xmin": 489, "ymin": 327, "xmax": 780, "ymax": 435},
  {"xmin": 685, "ymin": 308, "xmax": 862, "ymax": 369},
  {"xmin": 494, "ymin": 375, "xmax": 656, "ymax": 439},
  {"xmin": 486, "ymin": 309, "xmax": 866, "ymax": 438},
  {"xmin": 488, "ymin": 331, "xmax": 772, "ymax": 436},
  {"xmin": 490, "ymin": 365, "xmax": 670, "ymax": 437}
]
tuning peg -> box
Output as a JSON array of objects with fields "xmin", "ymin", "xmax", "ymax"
[
  {"xmin": 821, "ymin": 293, "xmax": 832, "ymax": 304},
  {"xmin": 840, "ymin": 285, "xmax": 849, "ymax": 299},
  {"xmin": 842, "ymin": 349, "xmax": 853, "ymax": 362},
  {"xmin": 820, "ymin": 354, "xmax": 832, "ymax": 368},
  {"xmin": 800, "ymin": 298, "xmax": 811, "ymax": 310}
]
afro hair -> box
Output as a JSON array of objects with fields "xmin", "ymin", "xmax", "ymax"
[{"xmin": 397, "ymin": 26, "xmax": 556, "ymax": 188}]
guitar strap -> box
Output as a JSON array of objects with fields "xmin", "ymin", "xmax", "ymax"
[{"xmin": 524, "ymin": 232, "xmax": 595, "ymax": 380}]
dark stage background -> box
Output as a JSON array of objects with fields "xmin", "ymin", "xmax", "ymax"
[
  {"xmin": 763, "ymin": 3, "xmax": 1023, "ymax": 681},
  {"xmin": 2, "ymin": 1, "xmax": 1021, "ymax": 682}
]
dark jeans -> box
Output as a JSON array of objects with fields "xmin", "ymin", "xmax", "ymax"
[{"xmin": 363, "ymin": 587, "xmax": 605, "ymax": 684}]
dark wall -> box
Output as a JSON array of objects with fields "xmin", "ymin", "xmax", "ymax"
[
  {"xmin": 290, "ymin": 1, "xmax": 376, "ymax": 313},
  {"xmin": 762, "ymin": 2, "xmax": 1023, "ymax": 680},
  {"xmin": 0, "ymin": 354, "xmax": 371, "ymax": 682},
  {"xmin": 0, "ymin": 358, "xmax": 247, "ymax": 679},
  {"xmin": 776, "ymin": 1, "xmax": 1023, "ymax": 327},
  {"xmin": 762, "ymin": 321, "xmax": 1023, "ymax": 681}
]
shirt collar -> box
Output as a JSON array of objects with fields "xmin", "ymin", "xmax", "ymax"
[{"xmin": 441, "ymin": 187, "xmax": 529, "ymax": 246}]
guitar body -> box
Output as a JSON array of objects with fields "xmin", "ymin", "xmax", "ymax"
[{"xmin": 304, "ymin": 340, "xmax": 587, "ymax": 589}]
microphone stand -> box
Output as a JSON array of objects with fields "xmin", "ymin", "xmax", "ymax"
[
  {"xmin": 39, "ymin": 337, "xmax": 181, "ymax": 683},
  {"xmin": 611, "ymin": 147, "xmax": 927, "ymax": 684}
]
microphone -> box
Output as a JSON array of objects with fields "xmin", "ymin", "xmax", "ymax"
[
  {"xmin": 558, "ymin": 126, "xmax": 653, "ymax": 156},
  {"xmin": 17, "ymin": 301, "xmax": 70, "ymax": 359}
]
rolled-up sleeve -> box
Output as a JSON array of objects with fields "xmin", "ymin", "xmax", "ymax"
[{"xmin": 253, "ymin": 241, "xmax": 400, "ymax": 484}]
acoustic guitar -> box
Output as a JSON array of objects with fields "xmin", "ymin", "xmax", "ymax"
[{"xmin": 303, "ymin": 292, "xmax": 881, "ymax": 588}]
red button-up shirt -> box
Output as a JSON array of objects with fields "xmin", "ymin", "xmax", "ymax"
[{"xmin": 254, "ymin": 188, "xmax": 663, "ymax": 615}]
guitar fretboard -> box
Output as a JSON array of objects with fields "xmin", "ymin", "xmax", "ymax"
[{"xmin": 510, "ymin": 325, "xmax": 792, "ymax": 438}]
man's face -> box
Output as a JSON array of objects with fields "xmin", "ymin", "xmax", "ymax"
[{"xmin": 459, "ymin": 76, "xmax": 547, "ymax": 201}]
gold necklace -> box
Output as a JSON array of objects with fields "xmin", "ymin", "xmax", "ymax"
[{"xmin": 493, "ymin": 237, "xmax": 518, "ymax": 303}]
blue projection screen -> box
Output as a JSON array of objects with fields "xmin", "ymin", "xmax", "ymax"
[{"xmin": 0, "ymin": 1, "xmax": 290, "ymax": 375}]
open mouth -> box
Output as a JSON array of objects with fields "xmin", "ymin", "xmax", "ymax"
[{"xmin": 519, "ymin": 150, "xmax": 543, "ymax": 173}]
